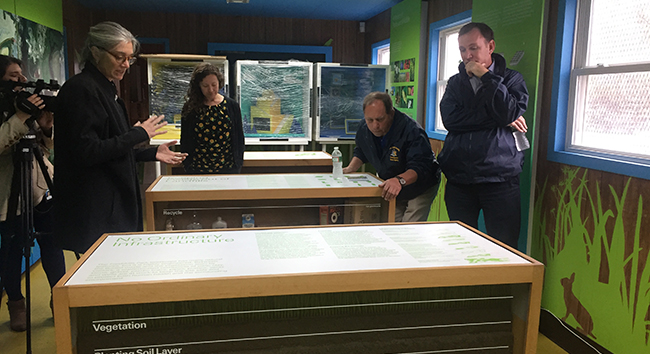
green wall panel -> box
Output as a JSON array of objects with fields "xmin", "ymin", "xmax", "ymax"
[
  {"xmin": 389, "ymin": 0, "xmax": 421, "ymax": 119},
  {"xmin": 0, "ymin": 0, "xmax": 12, "ymax": 14},
  {"xmin": 1, "ymin": 0, "xmax": 62, "ymax": 31},
  {"xmin": 471, "ymin": 0, "xmax": 545, "ymax": 251}
]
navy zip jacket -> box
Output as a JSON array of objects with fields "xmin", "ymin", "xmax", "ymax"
[
  {"xmin": 438, "ymin": 53, "xmax": 529, "ymax": 184},
  {"xmin": 353, "ymin": 109, "xmax": 440, "ymax": 201}
]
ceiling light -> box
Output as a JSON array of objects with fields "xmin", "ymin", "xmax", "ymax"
[{"xmin": 226, "ymin": 0, "xmax": 249, "ymax": 3}]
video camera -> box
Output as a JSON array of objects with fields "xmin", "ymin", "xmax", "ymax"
[{"xmin": 0, "ymin": 79, "xmax": 60, "ymax": 117}]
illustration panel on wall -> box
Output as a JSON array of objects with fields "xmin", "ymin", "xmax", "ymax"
[
  {"xmin": 391, "ymin": 58, "xmax": 416, "ymax": 110},
  {"xmin": 237, "ymin": 60, "xmax": 312, "ymax": 144},
  {"xmin": 145, "ymin": 56, "xmax": 229, "ymax": 125},
  {"xmin": 0, "ymin": 11, "xmax": 65, "ymax": 85},
  {"xmin": 315, "ymin": 64, "xmax": 389, "ymax": 141},
  {"xmin": 532, "ymin": 166, "xmax": 650, "ymax": 353}
]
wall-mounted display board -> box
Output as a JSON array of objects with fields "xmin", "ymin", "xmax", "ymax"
[
  {"xmin": 145, "ymin": 173, "xmax": 394, "ymax": 231},
  {"xmin": 53, "ymin": 222, "xmax": 543, "ymax": 354},
  {"xmin": 237, "ymin": 60, "xmax": 313, "ymax": 145},
  {"xmin": 390, "ymin": 0, "xmax": 425, "ymax": 121},
  {"xmin": 142, "ymin": 54, "xmax": 229, "ymax": 144},
  {"xmin": 240, "ymin": 151, "xmax": 332, "ymax": 174},
  {"xmin": 314, "ymin": 63, "xmax": 390, "ymax": 142}
]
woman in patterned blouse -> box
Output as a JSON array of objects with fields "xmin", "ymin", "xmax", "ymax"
[{"xmin": 180, "ymin": 63, "xmax": 244, "ymax": 174}]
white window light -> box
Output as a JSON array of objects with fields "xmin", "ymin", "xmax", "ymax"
[
  {"xmin": 434, "ymin": 23, "xmax": 465, "ymax": 133},
  {"xmin": 567, "ymin": 0, "xmax": 650, "ymax": 161}
]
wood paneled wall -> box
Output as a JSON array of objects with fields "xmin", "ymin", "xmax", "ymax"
[
  {"xmin": 62, "ymin": 0, "xmax": 387, "ymax": 68},
  {"xmin": 364, "ymin": 9, "xmax": 391, "ymax": 63},
  {"xmin": 427, "ymin": 0, "xmax": 472, "ymax": 27},
  {"xmin": 61, "ymin": 0, "xmax": 392, "ymax": 121}
]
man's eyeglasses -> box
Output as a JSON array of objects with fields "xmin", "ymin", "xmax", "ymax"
[{"xmin": 96, "ymin": 46, "xmax": 137, "ymax": 65}]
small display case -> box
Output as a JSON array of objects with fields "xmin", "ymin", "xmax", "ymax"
[
  {"xmin": 314, "ymin": 63, "xmax": 390, "ymax": 142},
  {"xmin": 237, "ymin": 60, "xmax": 313, "ymax": 145},
  {"xmin": 145, "ymin": 173, "xmax": 395, "ymax": 231},
  {"xmin": 142, "ymin": 54, "xmax": 229, "ymax": 144}
]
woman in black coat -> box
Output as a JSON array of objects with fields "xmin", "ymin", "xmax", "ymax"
[
  {"xmin": 180, "ymin": 63, "xmax": 244, "ymax": 174},
  {"xmin": 54, "ymin": 22, "xmax": 187, "ymax": 253}
]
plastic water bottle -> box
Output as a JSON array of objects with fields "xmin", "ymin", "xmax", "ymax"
[
  {"xmin": 212, "ymin": 216, "xmax": 227, "ymax": 229},
  {"xmin": 332, "ymin": 146, "xmax": 343, "ymax": 180}
]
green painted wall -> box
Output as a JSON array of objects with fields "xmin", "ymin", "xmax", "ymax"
[
  {"xmin": 471, "ymin": 0, "xmax": 545, "ymax": 250},
  {"xmin": 0, "ymin": 0, "xmax": 62, "ymax": 31},
  {"xmin": 389, "ymin": 0, "xmax": 422, "ymax": 119}
]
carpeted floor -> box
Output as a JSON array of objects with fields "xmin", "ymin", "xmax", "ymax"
[{"xmin": 1, "ymin": 251, "xmax": 568, "ymax": 354}]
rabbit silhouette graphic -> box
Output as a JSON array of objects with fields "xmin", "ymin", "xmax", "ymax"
[{"xmin": 560, "ymin": 272, "xmax": 596, "ymax": 339}]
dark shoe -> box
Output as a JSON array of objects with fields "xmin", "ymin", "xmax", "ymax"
[{"xmin": 7, "ymin": 298, "xmax": 26, "ymax": 332}]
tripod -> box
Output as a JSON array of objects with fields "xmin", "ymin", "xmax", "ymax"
[{"xmin": 0, "ymin": 118, "xmax": 54, "ymax": 354}]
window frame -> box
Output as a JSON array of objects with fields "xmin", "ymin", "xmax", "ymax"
[
  {"xmin": 425, "ymin": 10, "xmax": 472, "ymax": 140},
  {"xmin": 371, "ymin": 39, "xmax": 390, "ymax": 65},
  {"xmin": 549, "ymin": 0, "xmax": 650, "ymax": 180}
]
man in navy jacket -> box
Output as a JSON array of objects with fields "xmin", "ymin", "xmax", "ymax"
[
  {"xmin": 343, "ymin": 92, "xmax": 440, "ymax": 222},
  {"xmin": 438, "ymin": 22, "xmax": 529, "ymax": 249}
]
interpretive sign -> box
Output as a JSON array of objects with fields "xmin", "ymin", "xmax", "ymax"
[
  {"xmin": 150, "ymin": 173, "xmax": 383, "ymax": 192},
  {"xmin": 66, "ymin": 223, "xmax": 528, "ymax": 286},
  {"xmin": 54, "ymin": 222, "xmax": 543, "ymax": 354}
]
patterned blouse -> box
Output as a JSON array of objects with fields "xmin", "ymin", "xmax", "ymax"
[{"xmin": 190, "ymin": 101, "xmax": 235, "ymax": 173}]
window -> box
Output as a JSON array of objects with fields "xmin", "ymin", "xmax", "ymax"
[
  {"xmin": 549, "ymin": 0, "xmax": 650, "ymax": 179},
  {"xmin": 425, "ymin": 11, "xmax": 471, "ymax": 140},
  {"xmin": 372, "ymin": 39, "xmax": 390, "ymax": 65},
  {"xmin": 433, "ymin": 25, "xmax": 464, "ymax": 134}
]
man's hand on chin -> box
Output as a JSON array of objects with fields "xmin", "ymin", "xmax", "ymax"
[{"xmin": 465, "ymin": 61, "xmax": 489, "ymax": 78}]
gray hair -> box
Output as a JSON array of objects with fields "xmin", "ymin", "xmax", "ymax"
[{"xmin": 81, "ymin": 21, "xmax": 139, "ymax": 65}]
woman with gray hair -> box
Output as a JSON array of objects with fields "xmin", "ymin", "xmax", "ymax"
[{"xmin": 54, "ymin": 22, "xmax": 187, "ymax": 253}]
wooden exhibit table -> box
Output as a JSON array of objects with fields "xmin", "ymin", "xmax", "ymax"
[
  {"xmin": 145, "ymin": 173, "xmax": 395, "ymax": 231},
  {"xmin": 53, "ymin": 222, "xmax": 543, "ymax": 354},
  {"xmin": 166, "ymin": 150, "xmax": 333, "ymax": 176},
  {"xmin": 152, "ymin": 146, "xmax": 332, "ymax": 176},
  {"xmin": 240, "ymin": 151, "xmax": 332, "ymax": 174}
]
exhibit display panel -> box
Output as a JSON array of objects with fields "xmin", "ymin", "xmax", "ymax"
[
  {"xmin": 53, "ymin": 222, "xmax": 543, "ymax": 354},
  {"xmin": 237, "ymin": 60, "xmax": 313, "ymax": 145},
  {"xmin": 145, "ymin": 173, "xmax": 395, "ymax": 231},
  {"xmin": 314, "ymin": 63, "xmax": 390, "ymax": 141},
  {"xmin": 240, "ymin": 150, "xmax": 332, "ymax": 174},
  {"xmin": 143, "ymin": 54, "xmax": 229, "ymax": 143}
]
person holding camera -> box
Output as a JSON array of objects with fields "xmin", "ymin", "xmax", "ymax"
[
  {"xmin": 0, "ymin": 55, "xmax": 66, "ymax": 332},
  {"xmin": 54, "ymin": 22, "xmax": 187, "ymax": 254}
]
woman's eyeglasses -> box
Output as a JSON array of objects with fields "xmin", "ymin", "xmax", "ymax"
[{"xmin": 97, "ymin": 46, "xmax": 137, "ymax": 65}]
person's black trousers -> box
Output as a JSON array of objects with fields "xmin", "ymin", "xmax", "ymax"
[
  {"xmin": 444, "ymin": 176, "xmax": 521, "ymax": 249},
  {"xmin": 0, "ymin": 198, "xmax": 66, "ymax": 301}
]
